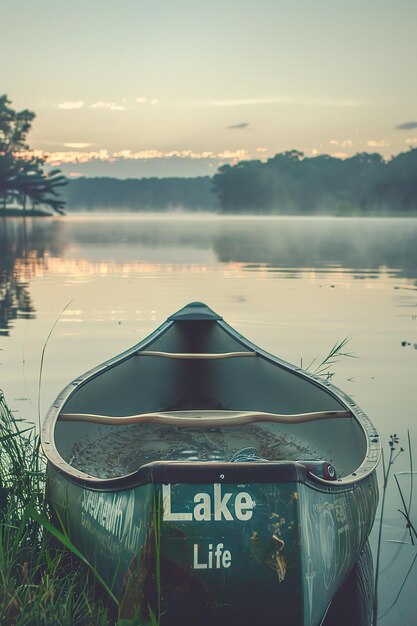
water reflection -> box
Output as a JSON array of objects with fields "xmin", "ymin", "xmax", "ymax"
[
  {"xmin": 0, "ymin": 280, "xmax": 35, "ymax": 336},
  {"xmin": 58, "ymin": 217, "xmax": 417, "ymax": 283},
  {"xmin": 0, "ymin": 221, "xmax": 38, "ymax": 334},
  {"xmin": 1, "ymin": 215, "xmax": 417, "ymax": 333},
  {"xmin": 0, "ymin": 218, "xmax": 72, "ymax": 334},
  {"xmin": 213, "ymin": 220, "xmax": 417, "ymax": 281},
  {"xmin": 1, "ymin": 215, "xmax": 417, "ymax": 276}
]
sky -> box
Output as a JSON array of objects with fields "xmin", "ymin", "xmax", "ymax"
[{"xmin": 2, "ymin": 0, "xmax": 417, "ymax": 178}]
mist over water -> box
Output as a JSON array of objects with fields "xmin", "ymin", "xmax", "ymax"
[
  {"xmin": 3, "ymin": 212, "xmax": 417, "ymax": 271},
  {"xmin": 0, "ymin": 213, "xmax": 416, "ymax": 624}
]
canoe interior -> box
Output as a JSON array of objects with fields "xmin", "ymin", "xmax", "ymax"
[
  {"xmin": 54, "ymin": 320, "xmax": 367, "ymax": 481},
  {"xmin": 56, "ymin": 418, "xmax": 364, "ymax": 480},
  {"xmin": 62, "ymin": 321, "xmax": 347, "ymax": 416}
]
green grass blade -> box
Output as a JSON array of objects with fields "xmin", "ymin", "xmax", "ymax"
[{"xmin": 28, "ymin": 505, "xmax": 119, "ymax": 606}]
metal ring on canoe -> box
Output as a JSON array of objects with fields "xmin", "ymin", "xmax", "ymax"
[{"xmin": 58, "ymin": 409, "xmax": 352, "ymax": 427}]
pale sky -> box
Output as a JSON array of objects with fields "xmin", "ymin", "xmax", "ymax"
[{"xmin": 2, "ymin": 0, "xmax": 417, "ymax": 177}]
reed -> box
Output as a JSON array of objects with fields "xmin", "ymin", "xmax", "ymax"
[
  {"xmin": 302, "ymin": 336, "xmax": 356, "ymax": 381},
  {"xmin": 376, "ymin": 431, "xmax": 416, "ymax": 622},
  {"xmin": 0, "ymin": 390, "xmax": 118, "ymax": 625},
  {"xmin": 371, "ymin": 435, "xmax": 404, "ymax": 625}
]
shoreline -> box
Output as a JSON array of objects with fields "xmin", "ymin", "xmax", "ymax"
[
  {"xmin": 0, "ymin": 208, "xmax": 53, "ymax": 218},
  {"xmin": 2, "ymin": 208, "xmax": 417, "ymax": 219}
]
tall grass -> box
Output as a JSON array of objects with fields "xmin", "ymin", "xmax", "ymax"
[
  {"xmin": 0, "ymin": 390, "xmax": 116, "ymax": 626},
  {"xmin": 371, "ymin": 435, "xmax": 404, "ymax": 626}
]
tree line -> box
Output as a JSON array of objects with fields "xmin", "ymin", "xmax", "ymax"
[
  {"xmin": 64, "ymin": 176, "xmax": 217, "ymax": 211},
  {"xmin": 66, "ymin": 148, "xmax": 417, "ymax": 214},
  {"xmin": 212, "ymin": 149, "xmax": 417, "ymax": 214},
  {"xmin": 0, "ymin": 95, "xmax": 67, "ymax": 214}
]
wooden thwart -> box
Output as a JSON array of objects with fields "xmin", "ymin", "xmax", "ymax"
[
  {"xmin": 58, "ymin": 409, "xmax": 351, "ymax": 427},
  {"xmin": 136, "ymin": 351, "xmax": 257, "ymax": 359}
]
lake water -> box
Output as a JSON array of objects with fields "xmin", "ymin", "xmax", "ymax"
[{"xmin": 0, "ymin": 213, "xmax": 416, "ymax": 624}]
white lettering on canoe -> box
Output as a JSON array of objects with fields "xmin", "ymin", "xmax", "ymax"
[
  {"xmin": 193, "ymin": 543, "xmax": 232, "ymax": 569},
  {"xmin": 162, "ymin": 484, "xmax": 254, "ymax": 522},
  {"xmin": 234, "ymin": 492, "xmax": 253, "ymax": 521},
  {"xmin": 81, "ymin": 490, "xmax": 141, "ymax": 552},
  {"xmin": 163, "ymin": 484, "xmax": 192, "ymax": 521},
  {"xmin": 193, "ymin": 492, "xmax": 211, "ymax": 521},
  {"xmin": 214, "ymin": 483, "xmax": 233, "ymax": 521}
]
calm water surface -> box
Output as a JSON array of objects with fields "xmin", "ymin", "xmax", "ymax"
[{"xmin": 1, "ymin": 213, "xmax": 416, "ymax": 624}]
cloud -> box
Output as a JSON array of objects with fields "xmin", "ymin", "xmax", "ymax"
[
  {"xmin": 367, "ymin": 140, "xmax": 389, "ymax": 148},
  {"xmin": 396, "ymin": 121, "xmax": 417, "ymax": 130},
  {"xmin": 58, "ymin": 101, "xmax": 85, "ymax": 110},
  {"xmin": 112, "ymin": 149, "xmax": 248, "ymax": 162},
  {"xmin": 135, "ymin": 97, "xmax": 158, "ymax": 105},
  {"xmin": 44, "ymin": 149, "xmax": 111, "ymax": 164},
  {"xmin": 64, "ymin": 142, "xmax": 93, "ymax": 149},
  {"xmin": 406, "ymin": 137, "xmax": 417, "ymax": 145},
  {"xmin": 256, "ymin": 147, "xmax": 267, "ymax": 152},
  {"xmin": 330, "ymin": 152, "xmax": 350, "ymax": 159},
  {"xmin": 23, "ymin": 148, "xmax": 250, "ymax": 166},
  {"xmin": 90, "ymin": 101, "xmax": 109, "ymax": 108},
  {"xmin": 90, "ymin": 101, "xmax": 126, "ymax": 111},
  {"xmin": 227, "ymin": 122, "xmax": 249, "ymax": 130},
  {"xmin": 329, "ymin": 139, "xmax": 353, "ymax": 147}
]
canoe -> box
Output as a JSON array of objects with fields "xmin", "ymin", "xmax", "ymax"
[{"xmin": 42, "ymin": 302, "xmax": 380, "ymax": 626}]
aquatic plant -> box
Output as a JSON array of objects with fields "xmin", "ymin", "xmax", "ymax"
[
  {"xmin": 371, "ymin": 434, "xmax": 404, "ymax": 625},
  {"xmin": 375, "ymin": 431, "xmax": 416, "ymax": 623},
  {"xmin": 302, "ymin": 336, "xmax": 356, "ymax": 381}
]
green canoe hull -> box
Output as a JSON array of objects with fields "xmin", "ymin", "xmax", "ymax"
[
  {"xmin": 43, "ymin": 303, "xmax": 380, "ymax": 625},
  {"xmin": 47, "ymin": 462, "xmax": 378, "ymax": 626}
]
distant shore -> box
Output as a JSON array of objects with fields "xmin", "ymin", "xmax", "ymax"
[
  {"xmin": 0, "ymin": 207, "xmax": 53, "ymax": 217},
  {"xmin": 2, "ymin": 207, "xmax": 417, "ymax": 219}
]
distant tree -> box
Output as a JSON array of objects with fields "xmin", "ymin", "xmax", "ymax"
[
  {"xmin": 64, "ymin": 176, "xmax": 217, "ymax": 212},
  {"xmin": 372, "ymin": 148, "xmax": 417, "ymax": 212},
  {"xmin": 212, "ymin": 148, "xmax": 417, "ymax": 215},
  {"xmin": 0, "ymin": 95, "xmax": 35, "ymax": 153},
  {"xmin": 0, "ymin": 95, "xmax": 67, "ymax": 214}
]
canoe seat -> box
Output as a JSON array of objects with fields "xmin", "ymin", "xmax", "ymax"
[{"xmin": 58, "ymin": 409, "xmax": 351, "ymax": 427}]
